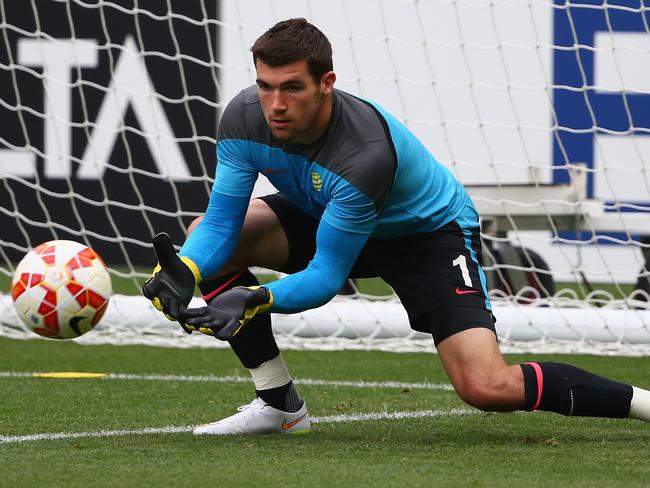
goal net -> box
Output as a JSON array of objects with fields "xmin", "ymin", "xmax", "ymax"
[{"xmin": 1, "ymin": 0, "xmax": 649, "ymax": 353}]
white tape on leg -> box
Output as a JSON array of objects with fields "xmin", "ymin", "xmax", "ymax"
[{"xmin": 249, "ymin": 354, "xmax": 292, "ymax": 390}]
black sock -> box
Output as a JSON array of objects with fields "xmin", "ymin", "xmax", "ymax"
[
  {"xmin": 200, "ymin": 271, "xmax": 304, "ymax": 411},
  {"xmin": 199, "ymin": 270, "xmax": 279, "ymax": 368},
  {"xmin": 256, "ymin": 380, "xmax": 303, "ymax": 413},
  {"xmin": 199, "ymin": 270, "xmax": 303, "ymax": 412},
  {"xmin": 520, "ymin": 362, "xmax": 633, "ymax": 417}
]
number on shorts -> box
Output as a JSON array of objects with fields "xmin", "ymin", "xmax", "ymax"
[{"xmin": 452, "ymin": 254, "xmax": 472, "ymax": 287}]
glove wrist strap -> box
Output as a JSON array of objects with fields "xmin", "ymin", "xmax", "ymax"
[{"xmin": 179, "ymin": 256, "xmax": 202, "ymax": 283}]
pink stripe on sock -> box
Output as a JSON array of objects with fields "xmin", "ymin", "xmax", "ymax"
[
  {"xmin": 527, "ymin": 362, "xmax": 544, "ymax": 411},
  {"xmin": 201, "ymin": 271, "xmax": 245, "ymax": 301}
]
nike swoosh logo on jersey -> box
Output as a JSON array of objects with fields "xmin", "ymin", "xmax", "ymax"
[
  {"xmin": 262, "ymin": 167, "xmax": 288, "ymax": 175},
  {"xmin": 281, "ymin": 413, "xmax": 307, "ymax": 430},
  {"xmin": 455, "ymin": 287, "xmax": 480, "ymax": 295}
]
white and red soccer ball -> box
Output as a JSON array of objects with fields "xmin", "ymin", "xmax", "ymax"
[{"xmin": 11, "ymin": 240, "xmax": 112, "ymax": 339}]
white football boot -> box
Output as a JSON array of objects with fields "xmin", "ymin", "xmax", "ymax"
[{"xmin": 193, "ymin": 398, "xmax": 311, "ymax": 436}]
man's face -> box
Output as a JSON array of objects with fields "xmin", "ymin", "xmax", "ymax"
[{"xmin": 255, "ymin": 58, "xmax": 334, "ymax": 144}]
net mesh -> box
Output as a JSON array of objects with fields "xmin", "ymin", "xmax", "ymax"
[{"xmin": 1, "ymin": 0, "xmax": 649, "ymax": 353}]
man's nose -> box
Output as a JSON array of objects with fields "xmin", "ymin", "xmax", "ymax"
[{"xmin": 270, "ymin": 91, "xmax": 287, "ymax": 111}]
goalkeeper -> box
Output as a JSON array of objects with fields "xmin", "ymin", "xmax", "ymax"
[{"xmin": 143, "ymin": 18, "xmax": 650, "ymax": 435}]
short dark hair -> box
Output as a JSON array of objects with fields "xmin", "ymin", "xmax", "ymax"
[{"xmin": 250, "ymin": 18, "xmax": 333, "ymax": 81}]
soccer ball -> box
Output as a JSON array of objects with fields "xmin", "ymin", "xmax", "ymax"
[{"xmin": 11, "ymin": 240, "xmax": 112, "ymax": 339}]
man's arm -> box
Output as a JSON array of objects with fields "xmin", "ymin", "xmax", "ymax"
[
  {"xmin": 264, "ymin": 219, "xmax": 369, "ymax": 313},
  {"xmin": 178, "ymin": 141, "xmax": 390, "ymax": 337},
  {"xmin": 142, "ymin": 137, "xmax": 256, "ymax": 322},
  {"xmin": 180, "ymin": 218, "xmax": 370, "ymax": 339},
  {"xmin": 179, "ymin": 190, "xmax": 249, "ymax": 278},
  {"xmin": 179, "ymin": 137, "xmax": 258, "ymax": 278},
  {"xmin": 180, "ymin": 193, "xmax": 377, "ymax": 340}
]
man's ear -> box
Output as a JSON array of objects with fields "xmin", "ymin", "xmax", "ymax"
[{"xmin": 321, "ymin": 71, "xmax": 336, "ymax": 95}]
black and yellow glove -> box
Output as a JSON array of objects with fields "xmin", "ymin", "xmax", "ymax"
[
  {"xmin": 180, "ymin": 286, "xmax": 273, "ymax": 340},
  {"xmin": 141, "ymin": 232, "xmax": 201, "ymax": 332}
]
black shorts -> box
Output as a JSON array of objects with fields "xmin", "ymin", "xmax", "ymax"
[{"xmin": 258, "ymin": 193, "xmax": 496, "ymax": 345}]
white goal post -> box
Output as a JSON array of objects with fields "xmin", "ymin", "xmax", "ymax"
[{"xmin": 1, "ymin": 0, "xmax": 650, "ymax": 353}]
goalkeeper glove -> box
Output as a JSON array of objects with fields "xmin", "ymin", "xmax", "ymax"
[
  {"xmin": 141, "ymin": 233, "xmax": 200, "ymax": 332},
  {"xmin": 180, "ymin": 286, "xmax": 273, "ymax": 340}
]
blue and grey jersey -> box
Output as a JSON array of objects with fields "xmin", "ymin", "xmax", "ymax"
[{"xmin": 181, "ymin": 86, "xmax": 472, "ymax": 313}]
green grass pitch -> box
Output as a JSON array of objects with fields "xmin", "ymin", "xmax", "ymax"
[{"xmin": 1, "ymin": 337, "xmax": 650, "ymax": 487}]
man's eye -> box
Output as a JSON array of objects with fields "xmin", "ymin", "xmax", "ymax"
[
  {"xmin": 286, "ymin": 85, "xmax": 302, "ymax": 93},
  {"xmin": 258, "ymin": 83, "xmax": 271, "ymax": 91}
]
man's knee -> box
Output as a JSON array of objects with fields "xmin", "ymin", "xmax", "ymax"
[
  {"xmin": 185, "ymin": 198, "xmax": 288, "ymax": 271},
  {"xmin": 437, "ymin": 328, "xmax": 525, "ymax": 411},
  {"xmin": 186, "ymin": 199, "xmax": 273, "ymax": 235},
  {"xmin": 451, "ymin": 366, "xmax": 523, "ymax": 412},
  {"xmin": 453, "ymin": 375, "xmax": 507, "ymax": 411},
  {"xmin": 186, "ymin": 216, "xmax": 203, "ymax": 236}
]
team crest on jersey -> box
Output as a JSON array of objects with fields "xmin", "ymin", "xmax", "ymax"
[{"xmin": 311, "ymin": 171, "xmax": 322, "ymax": 191}]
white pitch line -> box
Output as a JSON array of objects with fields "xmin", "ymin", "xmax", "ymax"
[
  {"xmin": 0, "ymin": 408, "xmax": 478, "ymax": 444},
  {"xmin": 312, "ymin": 408, "xmax": 477, "ymax": 424},
  {"xmin": 0, "ymin": 371, "xmax": 454, "ymax": 391},
  {"xmin": 0, "ymin": 426, "xmax": 193, "ymax": 445}
]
